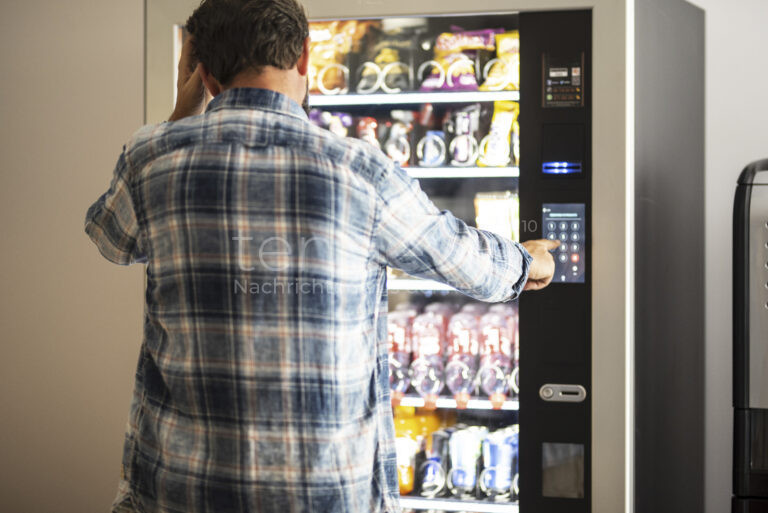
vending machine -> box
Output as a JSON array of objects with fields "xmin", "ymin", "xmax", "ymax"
[{"xmin": 146, "ymin": 0, "xmax": 707, "ymax": 511}]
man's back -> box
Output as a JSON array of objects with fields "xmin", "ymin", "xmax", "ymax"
[
  {"xmin": 87, "ymin": 87, "xmax": 532, "ymax": 513},
  {"xmin": 91, "ymin": 87, "xmax": 404, "ymax": 512}
]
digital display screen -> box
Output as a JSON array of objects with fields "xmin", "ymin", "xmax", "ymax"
[{"xmin": 542, "ymin": 203, "xmax": 586, "ymax": 283}]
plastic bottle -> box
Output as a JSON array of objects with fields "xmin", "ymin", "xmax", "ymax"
[
  {"xmin": 478, "ymin": 311, "xmax": 512, "ymax": 409},
  {"xmin": 489, "ymin": 303, "xmax": 519, "ymax": 396},
  {"xmin": 460, "ymin": 302, "xmax": 488, "ymax": 320},
  {"xmin": 410, "ymin": 312, "xmax": 446, "ymax": 409},
  {"xmin": 444, "ymin": 312, "xmax": 480, "ymax": 408},
  {"xmin": 393, "ymin": 406, "xmax": 420, "ymax": 495},
  {"xmin": 388, "ymin": 311, "xmax": 413, "ymax": 406}
]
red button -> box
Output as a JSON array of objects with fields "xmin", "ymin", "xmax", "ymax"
[{"xmin": 571, "ymin": 253, "xmax": 580, "ymax": 263}]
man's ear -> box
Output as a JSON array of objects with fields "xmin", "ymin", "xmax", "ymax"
[
  {"xmin": 296, "ymin": 36, "xmax": 310, "ymax": 77},
  {"xmin": 198, "ymin": 62, "xmax": 223, "ymax": 97}
]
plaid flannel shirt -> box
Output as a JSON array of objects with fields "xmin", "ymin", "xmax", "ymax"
[{"xmin": 85, "ymin": 88, "xmax": 531, "ymax": 513}]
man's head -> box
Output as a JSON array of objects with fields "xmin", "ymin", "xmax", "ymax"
[{"xmin": 186, "ymin": 0, "xmax": 310, "ymax": 106}]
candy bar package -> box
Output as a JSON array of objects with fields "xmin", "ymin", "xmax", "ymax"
[
  {"xmin": 479, "ymin": 31, "xmax": 520, "ymax": 92},
  {"xmin": 478, "ymin": 101, "xmax": 519, "ymax": 167},
  {"xmin": 419, "ymin": 28, "xmax": 503, "ymax": 92}
]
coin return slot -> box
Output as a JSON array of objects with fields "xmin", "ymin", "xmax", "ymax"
[{"xmin": 539, "ymin": 384, "xmax": 587, "ymax": 403}]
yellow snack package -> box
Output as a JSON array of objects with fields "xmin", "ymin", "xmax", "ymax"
[
  {"xmin": 479, "ymin": 31, "xmax": 520, "ymax": 91},
  {"xmin": 478, "ymin": 101, "xmax": 519, "ymax": 167},
  {"xmin": 309, "ymin": 20, "xmax": 376, "ymax": 94}
]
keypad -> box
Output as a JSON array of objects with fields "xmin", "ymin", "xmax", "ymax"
[{"xmin": 542, "ymin": 203, "xmax": 586, "ymax": 283}]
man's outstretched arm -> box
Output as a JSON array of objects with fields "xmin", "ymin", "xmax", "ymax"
[{"xmin": 374, "ymin": 161, "xmax": 556, "ymax": 301}]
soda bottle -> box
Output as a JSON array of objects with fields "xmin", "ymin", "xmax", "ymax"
[
  {"xmin": 478, "ymin": 311, "xmax": 512, "ymax": 409},
  {"xmin": 489, "ymin": 303, "xmax": 519, "ymax": 396},
  {"xmin": 424, "ymin": 301, "xmax": 455, "ymax": 345},
  {"xmin": 410, "ymin": 312, "xmax": 446, "ymax": 409},
  {"xmin": 460, "ymin": 302, "xmax": 488, "ymax": 320},
  {"xmin": 444, "ymin": 312, "xmax": 479, "ymax": 408},
  {"xmin": 388, "ymin": 311, "xmax": 413, "ymax": 406}
]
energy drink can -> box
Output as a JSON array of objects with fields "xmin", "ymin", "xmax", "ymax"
[
  {"xmin": 419, "ymin": 430, "xmax": 450, "ymax": 497},
  {"xmin": 446, "ymin": 426, "xmax": 488, "ymax": 497},
  {"xmin": 479, "ymin": 426, "xmax": 518, "ymax": 500}
]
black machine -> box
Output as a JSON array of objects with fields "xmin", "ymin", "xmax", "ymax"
[{"xmin": 733, "ymin": 159, "xmax": 768, "ymax": 513}]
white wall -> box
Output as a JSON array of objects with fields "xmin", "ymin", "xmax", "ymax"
[
  {"xmin": 686, "ymin": 1, "xmax": 768, "ymax": 512},
  {"xmin": 0, "ymin": 2, "xmax": 144, "ymax": 512}
]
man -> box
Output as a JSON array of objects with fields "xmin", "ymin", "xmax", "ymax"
[{"xmin": 85, "ymin": 0, "xmax": 558, "ymax": 511}]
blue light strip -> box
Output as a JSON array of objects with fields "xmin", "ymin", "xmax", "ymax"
[{"xmin": 542, "ymin": 161, "xmax": 582, "ymax": 174}]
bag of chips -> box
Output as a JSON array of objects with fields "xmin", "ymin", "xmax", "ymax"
[
  {"xmin": 478, "ymin": 101, "xmax": 519, "ymax": 167},
  {"xmin": 309, "ymin": 21, "xmax": 378, "ymax": 94},
  {"xmin": 479, "ymin": 31, "xmax": 520, "ymax": 91},
  {"xmin": 420, "ymin": 28, "xmax": 503, "ymax": 92}
]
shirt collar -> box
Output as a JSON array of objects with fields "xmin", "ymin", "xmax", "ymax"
[{"xmin": 205, "ymin": 87, "xmax": 308, "ymax": 120}]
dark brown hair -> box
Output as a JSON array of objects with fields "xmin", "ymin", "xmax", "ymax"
[{"xmin": 186, "ymin": 0, "xmax": 309, "ymax": 86}]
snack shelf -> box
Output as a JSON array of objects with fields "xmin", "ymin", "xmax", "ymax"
[
  {"xmin": 387, "ymin": 278, "xmax": 455, "ymax": 291},
  {"xmin": 310, "ymin": 90, "xmax": 520, "ymax": 107},
  {"xmin": 399, "ymin": 394, "xmax": 519, "ymax": 411},
  {"xmin": 399, "ymin": 496, "xmax": 519, "ymax": 513},
  {"xmin": 405, "ymin": 167, "xmax": 519, "ymax": 179}
]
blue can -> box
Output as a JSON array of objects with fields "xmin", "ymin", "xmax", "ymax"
[{"xmin": 479, "ymin": 425, "xmax": 519, "ymax": 499}]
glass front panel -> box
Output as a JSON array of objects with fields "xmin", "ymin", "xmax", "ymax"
[{"xmin": 308, "ymin": 13, "xmax": 522, "ymax": 513}]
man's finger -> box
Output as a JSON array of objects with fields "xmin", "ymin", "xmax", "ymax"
[
  {"xmin": 544, "ymin": 239, "xmax": 561, "ymax": 250},
  {"xmin": 524, "ymin": 279, "xmax": 545, "ymax": 291}
]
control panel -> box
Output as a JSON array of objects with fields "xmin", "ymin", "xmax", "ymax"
[{"xmin": 542, "ymin": 203, "xmax": 586, "ymax": 283}]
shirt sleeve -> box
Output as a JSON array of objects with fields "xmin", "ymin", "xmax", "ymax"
[
  {"xmin": 84, "ymin": 147, "xmax": 146, "ymax": 265},
  {"xmin": 374, "ymin": 162, "xmax": 532, "ymax": 302}
]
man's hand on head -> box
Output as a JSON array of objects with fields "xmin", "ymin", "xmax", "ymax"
[
  {"xmin": 521, "ymin": 239, "xmax": 560, "ymax": 291},
  {"xmin": 168, "ymin": 37, "xmax": 213, "ymax": 122}
]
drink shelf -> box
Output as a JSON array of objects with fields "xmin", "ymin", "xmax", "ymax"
[
  {"xmin": 399, "ymin": 496, "xmax": 519, "ymax": 513},
  {"xmin": 405, "ymin": 167, "xmax": 519, "ymax": 179},
  {"xmin": 387, "ymin": 278, "xmax": 455, "ymax": 291},
  {"xmin": 398, "ymin": 394, "xmax": 519, "ymax": 411},
  {"xmin": 310, "ymin": 90, "xmax": 520, "ymax": 107}
]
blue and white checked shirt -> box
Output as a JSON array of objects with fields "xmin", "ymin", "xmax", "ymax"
[{"xmin": 85, "ymin": 88, "xmax": 531, "ymax": 513}]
